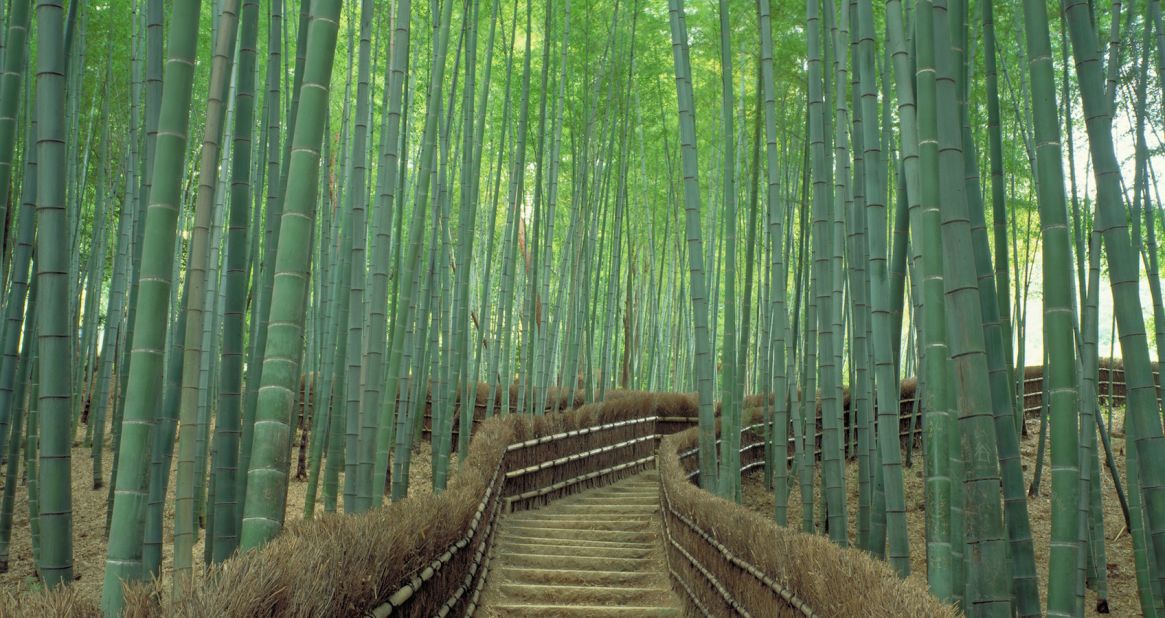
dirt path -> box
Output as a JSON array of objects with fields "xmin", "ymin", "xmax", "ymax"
[{"xmin": 478, "ymin": 470, "xmax": 682, "ymax": 617}]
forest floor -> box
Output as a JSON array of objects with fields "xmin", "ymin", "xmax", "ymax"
[
  {"xmin": 0, "ymin": 407, "xmax": 1141, "ymax": 614},
  {"xmin": 743, "ymin": 410, "xmax": 1138, "ymax": 616},
  {"xmin": 0, "ymin": 432, "xmax": 442, "ymax": 605}
]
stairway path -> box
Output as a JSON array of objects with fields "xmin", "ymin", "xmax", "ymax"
[{"xmin": 478, "ymin": 470, "xmax": 682, "ymax": 617}]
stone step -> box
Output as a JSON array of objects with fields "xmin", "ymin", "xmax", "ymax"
[
  {"xmin": 557, "ymin": 494, "xmax": 659, "ymax": 507},
  {"xmin": 598, "ymin": 484, "xmax": 658, "ymax": 494},
  {"xmin": 482, "ymin": 603, "xmax": 681, "ymax": 617},
  {"xmin": 503, "ymin": 524, "xmax": 652, "ymax": 543},
  {"xmin": 544, "ymin": 503, "xmax": 660, "ymax": 517},
  {"xmin": 505, "ymin": 515, "xmax": 652, "ymax": 531},
  {"xmin": 478, "ymin": 470, "xmax": 681, "ymax": 618},
  {"xmin": 550, "ymin": 493, "xmax": 657, "ymax": 506},
  {"xmin": 500, "ymin": 551, "xmax": 656, "ymax": 571},
  {"xmin": 495, "ymin": 583, "xmax": 675, "ymax": 606},
  {"xmin": 496, "ymin": 540, "xmax": 652, "ymax": 559},
  {"xmin": 499, "ymin": 531, "xmax": 655, "ymax": 549},
  {"xmin": 496, "ymin": 566, "xmax": 659, "ymax": 587}
]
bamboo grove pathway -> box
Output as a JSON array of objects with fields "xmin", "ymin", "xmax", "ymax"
[{"xmin": 478, "ymin": 470, "xmax": 682, "ymax": 617}]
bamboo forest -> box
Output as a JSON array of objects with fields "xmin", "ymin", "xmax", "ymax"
[{"xmin": 1, "ymin": 0, "xmax": 1165, "ymax": 615}]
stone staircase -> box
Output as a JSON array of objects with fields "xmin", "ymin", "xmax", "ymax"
[{"xmin": 478, "ymin": 470, "xmax": 682, "ymax": 617}]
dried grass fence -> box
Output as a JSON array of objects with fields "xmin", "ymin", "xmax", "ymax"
[
  {"xmin": 658, "ymin": 408, "xmax": 957, "ymax": 617},
  {"xmin": 5, "ymin": 361, "xmax": 1152, "ymax": 617},
  {"xmin": 717, "ymin": 359, "xmax": 1156, "ymax": 460},
  {"xmin": 4, "ymin": 394, "xmax": 673, "ymax": 617}
]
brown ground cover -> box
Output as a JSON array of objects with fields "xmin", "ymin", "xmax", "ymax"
[{"xmin": 742, "ymin": 412, "xmax": 1138, "ymax": 616}]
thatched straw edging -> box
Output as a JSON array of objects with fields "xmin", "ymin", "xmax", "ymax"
[
  {"xmin": 658, "ymin": 410, "xmax": 959, "ymax": 617},
  {"xmin": 93, "ymin": 393, "xmax": 664, "ymax": 618},
  {"xmin": 7, "ymin": 362, "xmax": 1148, "ymax": 617}
]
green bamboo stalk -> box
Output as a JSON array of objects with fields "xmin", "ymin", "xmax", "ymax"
[
  {"xmin": 239, "ymin": 0, "xmax": 306, "ymax": 520},
  {"xmin": 0, "ymin": 0, "xmax": 31, "ymax": 281},
  {"xmin": 902, "ymin": 0, "xmax": 956, "ymax": 599},
  {"xmin": 141, "ymin": 277, "xmax": 187, "ymax": 579},
  {"xmin": 715, "ymin": 0, "xmax": 742, "ymax": 502},
  {"xmin": 1080, "ymin": 222, "xmax": 1111, "ymax": 612},
  {"xmin": 666, "ymin": 0, "xmax": 718, "ymax": 492},
  {"xmin": 382, "ymin": 0, "xmax": 456, "ymax": 504},
  {"xmin": 458, "ymin": 0, "xmax": 502, "ymax": 460},
  {"xmin": 319, "ymin": 192, "xmax": 351, "ymax": 516},
  {"xmin": 1012, "ymin": 0, "xmax": 1083, "ymax": 590},
  {"xmin": 833, "ymin": 0, "xmax": 874, "ymax": 547},
  {"xmin": 0, "ymin": 226, "xmax": 35, "ymax": 574},
  {"xmin": 492, "ymin": 0, "xmax": 531, "ymax": 424},
  {"xmin": 822, "ymin": 3, "xmax": 847, "ymax": 540},
  {"xmin": 517, "ymin": 0, "xmax": 554, "ymax": 417},
  {"xmin": 809, "ymin": 0, "xmax": 845, "ymax": 546},
  {"xmin": 173, "ymin": 0, "xmax": 239, "ymax": 586},
  {"xmin": 735, "ymin": 78, "xmax": 760, "ymax": 503},
  {"xmin": 1136, "ymin": 12, "xmax": 1165, "ymax": 415},
  {"xmin": 929, "ymin": 1, "xmax": 1012, "ymax": 611},
  {"xmin": 1129, "ymin": 431, "xmax": 1162, "ymax": 616},
  {"xmin": 432, "ymin": 65, "xmax": 461, "ymax": 480},
  {"xmin": 330, "ymin": 0, "xmax": 371, "ymax": 509},
  {"xmin": 0, "ymin": 109, "xmax": 36, "ymax": 484},
  {"xmin": 757, "ymin": 0, "xmax": 790, "ymax": 527},
  {"xmin": 25, "ymin": 326, "xmax": 40, "ymax": 571},
  {"xmin": 974, "ymin": 3, "xmax": 1040, "ymax": 614},
  {"xmin": 91, "ymin": 142, "xmax": 134, "ymax": 493},
  {"xmin": 310, "ymin": 175, "xmax": 341, "ymax": 508},
  {"xmin": 360, "ymin": 0, "xmax": 411, "ymax": 511},
  {"xmin": 211, "ymin": 0, "xmax": 258, "ymax": 563},
  {"xmin": 34, "ymin": 0, "xmax": 73, "ymax": 589},
  {"xmin": 240, "ymin": 0, "xmax": 342, "ymax": 550},
  {"xmin": 799, "ymin": 275, "xmax": 817, "ymax": 531},
  {"xmin": 479, "ymin": 2, "xmax": 518, "ymax": 420},
  {"xmin": 855, "ymin": 0, "xmax": 909, "ymax": 575},
  {"xmin": 846, "ymin": 0, "xmax": 877, "ymax": 554},
  {"xmin": 535, "ymin": 0, "xmax": 569, "ymax": 419},
  {"xmin": 117, "ymin": 0, "xmax": 163, "ymax": 473},
  {"xmin": 78, "ymin": 67, "xmax": 112, "ymax": 460},
  {"xmin": 102, "ymin": 6, "xmax": 142, "ymax": 524},
  {"xmin": 1062, "ymin": 0, "xmax": 1165, "ymax": 603},
  {"xmin": 101, "ymin": 0, "xmax": 201, "ymax": 609}
]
